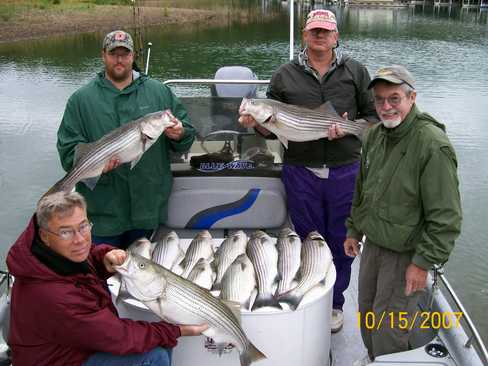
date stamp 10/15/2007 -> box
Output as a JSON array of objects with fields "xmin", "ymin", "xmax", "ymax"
[{"xmin": 357, "ymin": 311, "xmax": 463, "ymax": 331}]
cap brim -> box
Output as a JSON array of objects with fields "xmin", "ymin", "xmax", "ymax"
[
  {"xmin": 368, "ymin": 76, "xmax": 404, "ymax": 89},
  {"xmin": 305, "ymin": 21, "xmax": 337, "ymax": 31},
  {"xmin": 105, "ymin": 42, "xmax": 133, "ymax": 52}
]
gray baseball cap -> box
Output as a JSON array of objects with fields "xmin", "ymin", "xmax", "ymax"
[
  {"xmin": 103, "ymin": 30, "xmax": 134, "ymax": 52},
  {"xmin": 368, "ymin": 65, "xmax": 415, "ymax": 89}
]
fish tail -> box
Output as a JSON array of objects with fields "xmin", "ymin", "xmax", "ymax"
[
  {"xmin": 40, "ymin": 176, "xmax": 71, "ymax": 201},
  {"xmin": 240, "ymin": 342, "xmax": 267, "ymax": 366},
  {"xmin": 277, "ymin": 290, "xmax": 303, "ymax": 311},
  {"xmin": 251, "ymin": 293, "xmax": 282, "ymax": 311}
]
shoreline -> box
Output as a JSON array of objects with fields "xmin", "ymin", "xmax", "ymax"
[{"xmin": 0, "ymin": 5, "xmax": 227, "ymax": 44}]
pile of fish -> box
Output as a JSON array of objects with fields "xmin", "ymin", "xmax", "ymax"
[
  {"xmin": 239, "ymin": 98, "xmax": 369, "ymax": 148},
  {"xmin": 125, "ymin": 228, "xmax": 333, "ymax": 312}
]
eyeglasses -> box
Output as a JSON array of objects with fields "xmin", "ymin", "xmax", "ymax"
[
  {"xmin": 309, "ymin": 29, "xmax": 336, "ymax": 37},
  {"xmin": 374, "ymin": 95, "xmax": 406, "ymax": 107},
  {"xmin": 42, "ymin": 222, "xmax": 93, "ymax": 241},
  {"xmin": 107, "ymin": 50, "xmax": 132, "ymax": 60}
]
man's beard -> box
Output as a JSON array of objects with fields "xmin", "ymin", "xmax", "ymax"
[
  {"xmin": 380, "ymin": 114, "xmax": 402, "ymax": 129},
  {"xmin": 107, "ymin": 65, "xmax": 131, "ymax": 82}
]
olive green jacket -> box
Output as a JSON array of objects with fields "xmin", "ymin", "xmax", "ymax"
[
  {"xmin": 346, "ymin": 105, "xmax": 462, "ymax": 270},
  {"xmin": 57, "ymin": 72, "xmax": 196, "ymax": 236}
]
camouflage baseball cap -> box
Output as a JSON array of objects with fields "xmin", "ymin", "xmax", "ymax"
[
  {"xmin": 368, "ymin": 65, "xmax": 415, "ymax": 89},
  {"xmin": 103, "ymin": 30, "xmax": 134, "ymax": 52}
]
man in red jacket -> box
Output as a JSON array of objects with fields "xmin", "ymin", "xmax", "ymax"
[{"xmin": 7, "ymin": 191, "xmax": 207, "ymax": 366}]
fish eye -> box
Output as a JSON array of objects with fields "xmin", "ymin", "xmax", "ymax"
[{"xmin": 138, "ymin": 263, "xmax": 145, "ymax": 269}]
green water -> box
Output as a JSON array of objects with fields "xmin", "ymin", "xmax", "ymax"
[{"xmin": 0, "ymin": 1, "xmax": 487, "ymax": 345}]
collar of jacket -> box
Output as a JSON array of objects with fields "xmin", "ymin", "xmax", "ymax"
[
  {"xmin": 295, "ymin": 47, "xmax": 346, "ymax": 78},
  {"xmin": 96, "ymin": 70, "xmax": 147, "ymax": 93},
  {"xmin": 31, "ymin": 220, "xmax": 91, "ymax": 276}
]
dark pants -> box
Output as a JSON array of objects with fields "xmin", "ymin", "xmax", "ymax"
[
  {"xmin": 83, "ymin": 347, "xmax": 172, "ymax": 366},
  {"xmin": 358, "ymin": 243, "xmax": 422, "ymax": 358},
  {"xmin": 282, "ymin": 162, "xmax": 358, "ymax": 310},
  {"xmin": 92, "ymin": 229, "xmax": 153, "ymax": 250}
]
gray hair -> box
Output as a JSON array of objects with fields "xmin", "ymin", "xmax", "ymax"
[
  {"xmin": 400, "ymin": 83, "xmax": 415, "ymax": 96},
  {"xmin": 37, "ymin": 192, "xmax": 87, "ymax": 229}
]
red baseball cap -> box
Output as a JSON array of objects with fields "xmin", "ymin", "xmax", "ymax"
[{"xmin": 304, "ymin": 10, "xmax": 337, "ymax": 31}]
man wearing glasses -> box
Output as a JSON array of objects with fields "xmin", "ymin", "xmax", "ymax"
[
  {"xmin": 7, "ymin": 191, "xmax": 207, "ymax": 366},
  {"xmin": 344, "ymin": 65, "xmax": 462, "ymax": 365},
  {"xmin": 57, "ymin": 30, "xmax": 196, "ymax": 249},
  {"xmin": 239, "ymin": 9, "xmax": 378, "ymax": 332}
]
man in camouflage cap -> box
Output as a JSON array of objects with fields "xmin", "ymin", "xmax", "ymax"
[
  {"xmin": 56, "ymin": 30, "xmax": 196, "ymax": 249},
  {"xmin": 345, "ymin": 65, "xmax": 461, "ymax": 364},
  {"xmin": 102, "ymin": 30, "xmax": 134, "ymax": 53}
]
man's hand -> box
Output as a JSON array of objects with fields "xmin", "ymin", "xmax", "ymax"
[
  {"xmin": 179, "ymin": 323, "xmax": 209, "ymax": 336},
  {"xmin": 238, "ymin": 114, "xmax": 257, "ymax": 128},
  {"xmin": 103, "ymin": 157, "xmax": 121, "ymax": 173},
  {"xmin": 344, "ymin": 237, "xmax": 361, "ymax": 257},
  {"xmin": 103, "ymin": 249, "xmax": 127, "ymax": 273},
  {"xmin": 164, "ymin": 118, "xmax": 185, "ymax": 141},
  {"xmin": 405, "ymin": 263, "xmax": 428, "ymax": 296},
  {"xmin": 328, "ymin": 112, "xmax": 348, "ymax": 140}
]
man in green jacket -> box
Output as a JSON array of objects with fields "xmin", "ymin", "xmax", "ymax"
[
  {"xmin": 344, "ymin": 65, "xmax": 462, "ymax": 365},
  {"xmin": 57, "ymin": 30, "xmax": 196, "ymax": 249}
]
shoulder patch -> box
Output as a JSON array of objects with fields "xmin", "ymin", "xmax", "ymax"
[{"xmin": 440, "ymin": 146, "xmax": 458, "ymax": 167}]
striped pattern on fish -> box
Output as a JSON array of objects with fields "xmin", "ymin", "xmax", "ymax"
[
  {"xmin": 278, "ymin": 231, "xmax": 332, "ymax": 310},
  {"xmin": 152, "ymin": 231, "xmax": 185, "ymax": 271},
  {"xmin": 220, "ymin": 253, "xmax": 256, "ymax": 311},
  {"xmin": 115, "ymin": 253, "xmax": 266, "ymax": 366},
  {"xmin": 187, "ymin": 258, "xmax": 216, "ymax": 290},
  {"xmin": 212, "ymin": 230, "xmax": 248, "ymax": 291},
  {"xmin": 246, "ymin": 231, "xmax": 282, "ymax": 311},
  {"xmin": 275, "ymin": 228, "xmax": 302, "ymax": 297},
  {"xmin": 180, "ymin": 230, "xmax": 214, "ymax": 278},
  {"xmin": 239, "ymin": 98, "xmax": 369, "ymax": 148},
  {"xmin": 45, "ymin": 110, "xmax": 175, "ymax": 196}
]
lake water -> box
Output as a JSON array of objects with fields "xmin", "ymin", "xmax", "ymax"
[{"xmin": 0, "ymin": 1, "xmax": 487, "ymax": 345}]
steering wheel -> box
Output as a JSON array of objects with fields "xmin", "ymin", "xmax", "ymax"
[{"xmin": 200, "ymin": 130, "xmax": 251, "ymax": 155}]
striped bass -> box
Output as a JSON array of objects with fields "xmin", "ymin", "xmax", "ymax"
[
  {"xmin": 212, "ymin": 230, "xmax": 248, "ymax": 291},
  {"xmin": 45, "ymin": 110, "xmax": 175, "ymax": 195},
  {"xmin": 220, "ymin": 254, "xmax": 256, "ymax": 311},
  {"xmin": 278, "ymin": 231, "xmax": 333, "ymax": 311},
  {"xmin": 180, "ymin": 230, "xmax": 215, "ymax": 279},
  {"xmin": 152, "ymin": 231, "xmax": 185, "ymax": 271},
  {"xmin": 246, "ymin": 231, "xmax": 282, "ymax": 311},
  {"xmin": 239, "ymin": 98, "xmax": 369, "ymax": 148},
  {"xmin": 115, "ymin": 253, "xmax": 266, "ymax": 366},
  {"xmin": 275, "ymin": 228, "xmax": 302, "ymax": 297}
]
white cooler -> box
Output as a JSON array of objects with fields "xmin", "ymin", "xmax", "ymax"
[{"xmin": 109, "ymin": 238, "xmax": 336, "ymax": 366}]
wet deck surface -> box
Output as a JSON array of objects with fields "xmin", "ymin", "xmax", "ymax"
[{"xmin": 331, "ymin": 256, "xmax": 368, "ymax": 366}]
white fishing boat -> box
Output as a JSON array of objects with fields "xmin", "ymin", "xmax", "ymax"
[{"xmin": 0, "ymin": 1, "xmax": 486, "ymax": 365}]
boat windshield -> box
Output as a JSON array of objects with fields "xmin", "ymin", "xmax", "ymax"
[{"xmin": 167, "ymin": 85, "xmax": 283, "ymax": 171}]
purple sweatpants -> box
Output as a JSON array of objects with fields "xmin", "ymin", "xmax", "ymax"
[{"xmin": 282, "ymin": 162, "xmax": 359, "ymax": 310}]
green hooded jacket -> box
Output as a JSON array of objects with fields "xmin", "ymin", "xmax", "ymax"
[
  {"xmin": 57, "ymin": 72, "xmax": 196, "ymax": 236},
  {"xmin": 346, "ymin": 105, "xmax": 462, "ymax": 270}
]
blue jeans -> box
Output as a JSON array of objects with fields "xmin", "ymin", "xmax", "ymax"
[
  {"xmin": 82, "ymin": 347, "xmax": 172, "ymax": 366},
  {"xmin": 92, "ymin": 229, "xmax": 153, "ymax": 250}
]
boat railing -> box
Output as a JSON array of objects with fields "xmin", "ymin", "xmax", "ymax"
[
  {"xmin": 163, "ymin": 79, "xmax": 270, "ymax": 87},
  {"xmin": 431, "ymin": 265, "xmax": 488, "ymax": 364}
]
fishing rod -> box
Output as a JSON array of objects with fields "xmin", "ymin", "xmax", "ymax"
[{"xmin": 145, "ymin": 42, "xmax": 152, "ymax": 75}]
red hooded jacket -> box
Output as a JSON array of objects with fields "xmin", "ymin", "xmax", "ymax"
[{"xmin": 6, "ymin": 216, "xmax": 181, "ymax": 366}]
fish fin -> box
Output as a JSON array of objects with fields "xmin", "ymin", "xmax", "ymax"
[
  {"xmin": 240, "ymin": 342, "xmax": 267, "ymax": 366},
  {"xmin": 251, "ymin": 293, "xmax": 283, "ymax": 311},
  {"xmin": 73, "ymin": 142, "xmax": 94, "ymax": 165},
  {"xmin": 222, "ymin": 299, "xmax": 242, "ymax": 323},
  {"xmin": 276, "ymin": 135, "xmax": 289, "ymax": 149},
  {"xmin": 277, "ymin": 290, "xmax": 303, "ymax": 311},
  {"xmin": 314, "ymin": 101, "xmax": 340, "ymax": 117},
  {"xmin": 81, "ymin": 175, "xmax": 102, "ymax": 191},
  {"xmin": 130, "ymin": 154, "xmax": 144, "ymax": 169}
]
